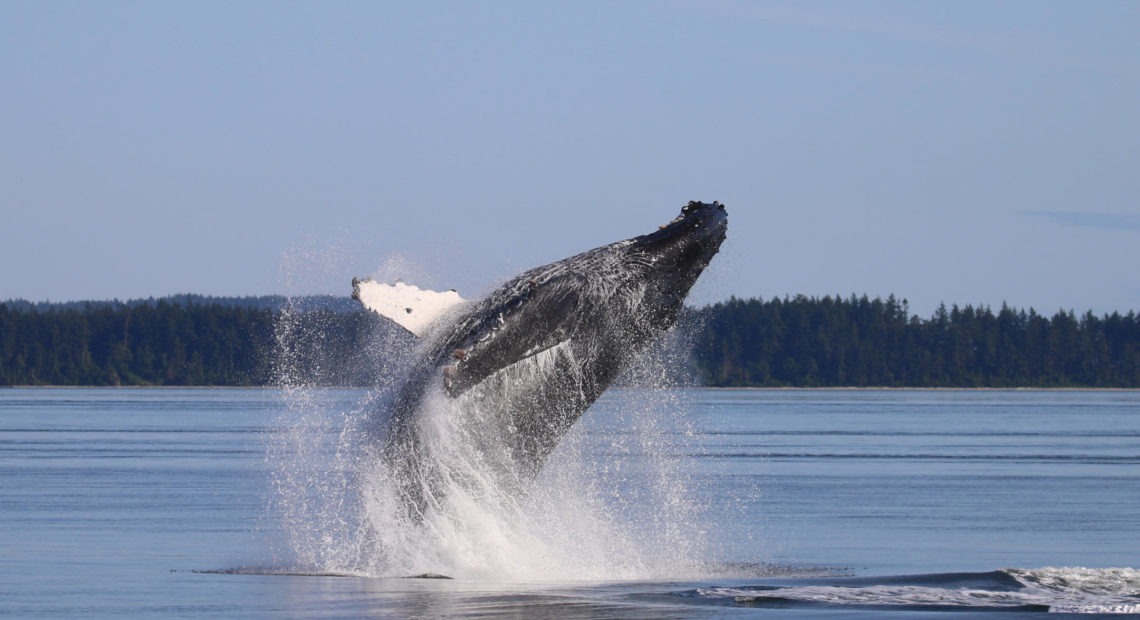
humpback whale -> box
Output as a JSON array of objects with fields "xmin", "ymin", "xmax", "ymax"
[{"xmin": 353, "ymin": 201, "xmax": 727, "ymax": 521}]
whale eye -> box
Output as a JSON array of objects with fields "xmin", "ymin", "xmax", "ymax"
[{"xmin": 405, "ymin": 307, "xmax": 413, "ymax": 314}]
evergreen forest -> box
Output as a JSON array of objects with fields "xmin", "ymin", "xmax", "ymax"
[
  {"xmin": 691, "ymin": 295, "xmax": 1140, "ymax": 388},
  {"xmin": 2, "ymin": 294, "xmax": 1139, "ymax": 388}
]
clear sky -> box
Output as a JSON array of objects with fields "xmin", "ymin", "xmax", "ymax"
[{"xmin": 3, "ymin": 1, "xmax": 1138, "ymax": 317}]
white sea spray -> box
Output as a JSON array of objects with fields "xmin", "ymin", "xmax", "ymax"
[{"xmin": 266, "ymin": 261, "xmax": 712, "ymax": 580}]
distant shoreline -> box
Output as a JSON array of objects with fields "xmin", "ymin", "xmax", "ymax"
[
  {"xmin": 0, "ymin": 385, "xmax": 273, "ymax": 390},
  {"xmin": 702, "ymin": 386, "xmax": 1140, "ymax": 392},
  {"xmin": 4, "ymin": 385, "xmax": 1139, "ymax": 392},
  {"xmin": 6, "ymin": 294, "xmax": 1139, "ymax": 389}
]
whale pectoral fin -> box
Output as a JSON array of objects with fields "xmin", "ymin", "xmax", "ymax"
[
  {"xmin": 352, "ymin": 278, "xmax": 466, "ymax": 337},
  {"xmin": 445, "ymin": 338, "xmax": 573, "ymax": 397}
]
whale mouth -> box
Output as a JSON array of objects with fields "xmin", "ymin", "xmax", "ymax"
[
  {"xmin": 658, "ymin": 200, "xmax": 727, "ymax": 233},
  {"xmin": 633, "ymin": 201, "xmax": 727, "ymax": 294},
  {"xmin": 639, "ymin": 201, "xmax": 728, "ymax": 262}
]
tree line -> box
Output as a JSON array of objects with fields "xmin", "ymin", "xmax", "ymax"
[
  {"xmin": 690, "ymin": 295, "xmax": 1140, "ymax": 388},
  {"xmin": 0, "ymin": 297, "xmax": 396, "ymax": 387},
  {"xmin": 2, "ymin": 294, "xmax": 1139, "ymax": 388},
  {"xmin": 0, "ymin": 299, "xmax": 276, "ymax": 386}
]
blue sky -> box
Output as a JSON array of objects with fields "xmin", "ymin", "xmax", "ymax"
[{"xmin": 3, "ymin": 1, "xmax": 1138, "ymax": 316}]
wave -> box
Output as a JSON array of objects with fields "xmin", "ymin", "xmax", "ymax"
[{"xmin": 689, "ymin": 567, "xmax": 1140, "ymax": 614}]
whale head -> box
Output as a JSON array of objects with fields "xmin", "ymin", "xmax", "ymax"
[
  {"xmin": 623, "ymin": 200, "xmax": 729, "ymax": 331},
  {"xmin": 434, "ymin": 201, "xmax": 728, "ymax": 399}
]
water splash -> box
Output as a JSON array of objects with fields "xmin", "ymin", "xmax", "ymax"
[{"xmin": 266, "ymin": 266, "xmax": 712, "ymax": 581}]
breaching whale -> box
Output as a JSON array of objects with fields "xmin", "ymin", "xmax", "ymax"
[{"xmin": 353, "ymin": 201, "xmax": 727, "ymax": 521}]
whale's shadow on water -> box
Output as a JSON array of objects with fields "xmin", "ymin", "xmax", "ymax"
[
  {"xmin": 684, "ymin": 567, "xmax": 1140, "ymax": 614},
  {"xmin": 193, "ymin": 565, "xmax": 1140, "ymax": 615}
]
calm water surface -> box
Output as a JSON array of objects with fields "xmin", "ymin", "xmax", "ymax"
[{"xmin": 1, "ymin": 388, "xmax": 1137, "ymax": 618}]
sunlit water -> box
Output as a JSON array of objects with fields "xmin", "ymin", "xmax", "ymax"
[{"xmin": 1, "ymin": 388, "xmax": 1138, "ymax": 617}]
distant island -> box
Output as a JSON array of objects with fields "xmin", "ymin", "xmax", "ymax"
[{"xmin": 1, "ymin": 294, "xmax": 1138, "ymax": 388}]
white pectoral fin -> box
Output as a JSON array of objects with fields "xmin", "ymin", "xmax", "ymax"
[{"xmin": 352, "ymin": 278, "xmax": 465, "ymax": 337}]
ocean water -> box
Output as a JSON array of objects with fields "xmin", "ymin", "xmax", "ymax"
[{"xmin": 1, "ymin": 387, "xmax": 1138, "ymax": 618}]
